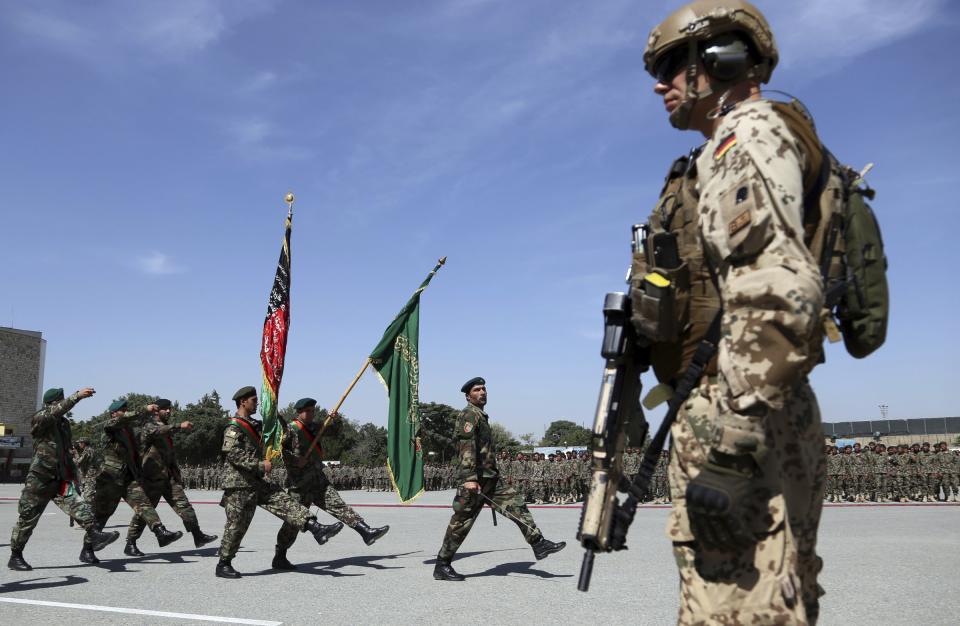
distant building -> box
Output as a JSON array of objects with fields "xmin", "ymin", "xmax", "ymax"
[
  {"xmin": 0, "ymin": 327, "xmax": 46, "ymax": 477},
  {"xmin": 823, "ymin": 416, "xmax": 960, "ymax": 446}
]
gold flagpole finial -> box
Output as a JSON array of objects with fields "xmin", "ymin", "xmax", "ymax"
[
  {"xmin": 284, "ymin": 192, "xmax": 295, "ymax": 207},
  {"xmin": 438, "ymin": 256, "xmax": 447, "ymax": 266}
]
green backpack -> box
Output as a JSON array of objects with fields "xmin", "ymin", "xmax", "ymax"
[{"xmin": 774, "ymin": 100, "xmax": 889, "ymax": 359}]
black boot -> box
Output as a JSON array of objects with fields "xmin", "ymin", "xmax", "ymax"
[
  {"xmin": 354, "ymin": 522, "xmax": 390, "ymax": 546},
  {"xmin": 8, "ymin": 550, "xmax": 31, "ymax": 571},
  {"xmin": 531, "ymin": 537, "xmax": 566, "ymax": 560},
  {"xmin": 152, "ymin": 524, "xmax": 183, "ymax": 548},
  {"xmin": 87, "ymin": 527, "xmax": 120, "ymax": 552},
  {"xmin": 186, "ymin": 522, "xmax": 218, "ymax": 548},
  {"xmin": 79, "ymin": 542, "xmax": 100, "ymax": 564},
  {"xmin": 271, "ymin": 545, "xmax": 297, "ymax": 570},
  {"xmin": 215, "ymin": 559, "xmax": 241, "ymax": 579},
  {"xmin": 124, "ymin": 539, "xmax": 145, "ymax": 557},
  {"xmin": 305, "ymin": 519, "xmax": 344, "ymax": 546},
  {"xmin": 433, "ymin": 559, "xmax": 465, "ymax": 581}
]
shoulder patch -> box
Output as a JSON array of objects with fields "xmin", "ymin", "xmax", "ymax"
[
  {"xmin": 464, "ymin": 422, "xmax": 473, "ymax": 434},
  {"xmin": 714, "ymin": 133, "xmax": 737, "ymax": 161}
]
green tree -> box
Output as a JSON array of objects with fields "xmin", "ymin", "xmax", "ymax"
[
  {"xmin": 491, "ymin": 422, "xmax": 521, "ymax": 456},
  {"xmin": 540, "ymin": 419, "xmax": 591, "ymax": 447},
  {"xmin": 174, "ymin": 391, "xmax": 230, "ymax": 464},
  {"xmin": 518, "ymin": 432, "xmax": 538, "ymax": 449},
  {"xmin": 419, "ymin": 402, "xmax": 459, "ymax": 463},
  {"xmin": 342, "ymin": 422, "xmax": 388, "ymax": 466}
]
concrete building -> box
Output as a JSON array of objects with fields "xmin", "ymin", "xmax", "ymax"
[
  {"xmin": 823, "ymin": 416, "xmax": 960, "ymax": 447},
  {"xmin": 0, "ymin": 326, "xmax": 46, "ymax": 477}
]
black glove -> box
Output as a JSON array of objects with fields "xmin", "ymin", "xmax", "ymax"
[{"xmin": 685, "ymin": 451, "xmax": 762, "ymax": 551}]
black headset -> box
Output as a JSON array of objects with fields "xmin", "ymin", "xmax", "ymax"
[{"xmin": 699, "ymin": 33, "xmax": 755, "ymax": 83}]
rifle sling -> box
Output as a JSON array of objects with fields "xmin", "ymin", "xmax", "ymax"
[{"xmin": 625, "ymin": 311, "xmax": 722, "ymax": 502}]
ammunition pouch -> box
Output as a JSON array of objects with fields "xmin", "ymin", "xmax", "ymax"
[{"xmin": 629, "ymin": 231, "xmax": 690, "ymax": 344}]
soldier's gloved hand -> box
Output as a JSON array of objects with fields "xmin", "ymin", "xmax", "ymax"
[{"xmin": 685, "ymin": 450, "xmax": 761, "ymax": 551}]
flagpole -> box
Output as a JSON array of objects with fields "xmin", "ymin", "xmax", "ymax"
[{"xmin": 302, "ymin": 256, "xmax": 447, "ymax": 461}]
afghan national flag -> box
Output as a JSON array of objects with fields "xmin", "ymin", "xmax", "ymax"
[
  {"xmin": 370, "ymin": 258, "xmax": 445, "ymax": 502},
  {"xmin": 260, "ymin": 207, "xmax": 292, "ymax": 461}
]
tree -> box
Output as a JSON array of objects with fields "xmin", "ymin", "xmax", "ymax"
[
  {"xmin": 519, "ymin": 432, "xmax": 538, "ymax": 448},
  {"xmin": 342, "ymin": 422, "xmax": 388, "ymax": 466},
  {"xmin": 540, "ymin": 419, "xmax": 591, "ymax": 447},
  {"xmin": 490, "ymin": 422, "xmax": 521, "ymax": 456},
  {"xmin": 175, "ymin": 391, "xmax": 230, "ymax": 465},
  {"xmin": 419, "ymin": 402, "xmax": 459, "ymax": 463}
]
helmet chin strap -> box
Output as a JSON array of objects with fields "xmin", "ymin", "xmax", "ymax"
[{"xmin": 669, "ymin": 42, "xmax": 717, "ymax": 131}]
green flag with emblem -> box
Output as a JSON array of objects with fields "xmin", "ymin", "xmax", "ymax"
[{"xmin": 369, "ymin": 258, "xmax": 445, "ymax": 503}]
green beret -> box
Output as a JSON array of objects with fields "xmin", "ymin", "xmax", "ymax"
[
  {"xmin": 232, "ymin": 386, "xmax": 257, "ymax": 402},
  {"xmin": 460, "ymin": 377, "xmax": 486, "ymax": 394},
  {"xmin": 156, "ymin": 398, "xmax": 172, "ymax": 410},
  {"xmin": 108, "ymin": 399, "xmax": 128, "ymax": 413},
  {"xmin": 294, "ymin": 397, "xmax": 317, "ymax": 412},
  {"xmin": 43, "ymin": 388, "xmax": 65, "ymax": 404}
]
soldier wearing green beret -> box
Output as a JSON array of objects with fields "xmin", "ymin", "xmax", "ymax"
[
  {"xmin": 87, "ymin": 398, "xmax": 183, "ymax": 563},
  {"xmin": 124, "ymin": 398, "xmax": 218, "ymax": 556},
  {"xmin": 8, "ymin": 387, "xmax": 120, "ymax": 571},
  {"xmin": 434, "ymin": 378, "xmax": 565, "ymax": 581},
  {"xmin": 215, "ymin": 386, "xmax": 344, "ymax": 578},
  {"xmin": 272, "ymin": 397, "xmax": 390, "ymax": 570}
]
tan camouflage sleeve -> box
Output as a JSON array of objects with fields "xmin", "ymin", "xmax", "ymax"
[{"xmin": 697, "ymin": 101, "xmax": 824, "ymax": 457}]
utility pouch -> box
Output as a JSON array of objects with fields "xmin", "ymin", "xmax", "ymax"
[{"xmin": 100, "ymin": 455, "xmax": 124, "ymax": 478}]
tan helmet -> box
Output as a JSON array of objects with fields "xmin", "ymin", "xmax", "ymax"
[{"xmin": 643, "ymin": 0, "xmax": 778, "ymax": 129}]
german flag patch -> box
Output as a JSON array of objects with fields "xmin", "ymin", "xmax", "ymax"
[{"xmin": 714, "ymin": 133, "xmax": 737, "ymax": 161}]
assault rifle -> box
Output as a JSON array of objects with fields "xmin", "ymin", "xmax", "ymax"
[{"xmin": 576, "ymin": 291, "xmax": 649, "ymax": 592}]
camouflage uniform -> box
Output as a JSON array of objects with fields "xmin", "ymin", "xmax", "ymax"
[
  {"xmin": 91, "ymin": 408, "xmax": 164, "ymax": 532},
  {"xmin": 126, "ymin": 416, "xmax": 201, "ymax": 541},
  {"xmin": 276, "ymin": 417, "xmax": 363, "ymax": 550},
  {"xmin": 10, "ymin": 393, "xmax": 98, "ymax": 552},
  {"xmin": 217, "ymin": 414, "xmax": 316, "ymax": 562},
  {"xmin": 74, "ymin": 444, "xmax": 98, "ymax": 500},
  {"xmin": 437, "ymin": 404, "xmax": 542, "ymax": 562},
  {"xmin": 663, "ymin": 100, "xmax": 827, "ymax": 625}
]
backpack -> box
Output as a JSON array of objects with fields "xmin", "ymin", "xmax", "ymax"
[{"xmin": 772, "ymin": 100, "xmax": 889, "ymax": 359}]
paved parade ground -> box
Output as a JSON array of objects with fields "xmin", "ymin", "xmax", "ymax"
[{"xmin": 0, "ymin": 485, "xmax": 957, "ymax": 625}]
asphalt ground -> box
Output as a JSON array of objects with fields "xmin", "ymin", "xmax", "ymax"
[{"xmin": 0, "ymin": 485, "xmax": 957, "ymax": 625}]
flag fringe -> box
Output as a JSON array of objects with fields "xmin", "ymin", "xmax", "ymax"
[{"xmin": 387, "ymin": 457, "xmax": 425, "ymax": 504}]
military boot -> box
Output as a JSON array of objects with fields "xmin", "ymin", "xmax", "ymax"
[
  {"xmin": 531, "ymin": 537, "xmax": 566, "ymax": 561},
  {"xmin": 152, "ymin": 524, "xmax": 183, "ymax": 547},
  {"xmin": 305, "ymin": 519, "xmax": 343, "ymax": 546},
  {"xmin": 87, "ymin": 527, "xmax": 120, "ymax": 552},
  {"xmin": 79, "ymin": 541, "xmax": 99, "ymax": 564},
  {"xmin": 354, "ymin": 522, "xmax": 390, "ymax": 546},
  {"xmin": 271, "ymin": 546, "xmax": 296, "ymax": 570},
  {"xmin": 124, "ymin": 539, "xmax": 145, "ymax": 557},
  {"xmin": 186, "ymin": 522, "xmax": 218, "ymax": 548},
  {"xmin": 8, "ymin": 550, "xmax": 32, "ymax": 571},
  {"xmin": 433, "ymin": 559, "xmax": 465, "ymax": 581},
  {"xmin": 215, "ymin": 559, "xmax": 241, "ymax": 579}
]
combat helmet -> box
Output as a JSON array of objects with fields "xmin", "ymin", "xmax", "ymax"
[{"xmin": 643, "ymin": 0, "xmax": 778, "ymax": 129}]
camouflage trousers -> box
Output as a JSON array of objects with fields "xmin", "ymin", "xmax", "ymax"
[
  {"xmin": 437, "ymin": 475, "xmax": 542, "ymax": 562},
  {"xmin": 92, "ymin": 470, "xmax": 162, "ymax": 534},
  {"xmin": 667, "ymin": 381, "xmax": 825, "ymax": 626},
  {"xmin": 10, "ymin": 473, "xmax": 95, "ymax": 552},
  {"xmin": 276, "ymin": 478, "xmax": 362, "ymax": 550},
  {"xmin": 218, "ymin": 483, "xmax": 313, "ymax": 561},
  {"xmin": 127, "ymin": 477, "xmax": 199, "ymax": 541}
]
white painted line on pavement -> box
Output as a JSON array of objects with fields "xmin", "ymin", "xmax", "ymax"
[{"xmin": 0, "ymin": 597, "xmax": 283, "ymax": 625}]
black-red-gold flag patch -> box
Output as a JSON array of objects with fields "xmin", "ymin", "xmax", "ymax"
[{"xmin": 714, "ymin": 133, "xmax": 737, "ymax": 161}]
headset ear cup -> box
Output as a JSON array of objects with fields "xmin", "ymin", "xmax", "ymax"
[{"xmin": 700, "ymin": 36, "xmax": 752, "ymax": 83}]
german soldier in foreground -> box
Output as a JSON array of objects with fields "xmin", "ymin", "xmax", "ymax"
[
  {"xmin": 8, "ymin": 387, "xmax": 119, "ymax": 571},
  {"xmin": 637, "ymin": 1, "xmax": 826, "ymax": 622},
  {"xmin": 124, "ymin": 398, "xmax": 218, "ymax": 556},
  {"xmin": 89, "ymin": 398, "xmax": 183, "ymax": 563},
  {"xmin": 215, "ymin": 386, "xmax": 343, "ymax": 578},
  {"xmin": 272, "ymin": 397, "xmax": 389, "ymax": 570},
  {"xmin": 433, "ymin": 377, "xmax": 565, "ymax": 581}
]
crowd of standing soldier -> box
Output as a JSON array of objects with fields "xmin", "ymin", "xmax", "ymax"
[{"xmin": 825, "ymin": 441, "xmax": 960, "ymax": 503}]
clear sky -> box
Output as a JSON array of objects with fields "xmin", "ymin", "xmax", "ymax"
[{"xmin": 1, "ymin": 0, "xmax": 958, "ymax": 438}]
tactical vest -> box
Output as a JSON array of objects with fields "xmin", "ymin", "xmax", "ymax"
[{"xmin": 630, "ymin": 149, "xmax": 720, "ymax": 384}]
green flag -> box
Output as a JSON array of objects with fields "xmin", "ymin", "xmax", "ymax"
[{"xmin": 370, "ymin": 258, "xmax": 445, "ymax": 503}]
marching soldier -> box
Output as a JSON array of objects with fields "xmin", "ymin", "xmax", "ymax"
[
  {"xmin": 124, "ymin": 399, "xmax": 218, "ymax": 556},
  {"xmin": 433, "ymin": 377, "xmax": 565, "ymax": 581},
  {"xmin": 8, "ymin": 388, "xmax": 119, "ymax": 571},
  {"xmin": 637, "ymin": 2, "xmax": 828, "ymax": 621},
  {"xmin": 215, "ymin": 386, "xmax": 343, "ymax": 578},
  {"xmin": 88, "ymin": 398, "xmax": 184, "ymax": 563},
  {"xmin": 272, "ymin": 398, "xmax": 389, "ymax": 570}
]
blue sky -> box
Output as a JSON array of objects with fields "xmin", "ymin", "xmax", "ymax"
[{"xmin": 1, "ymin": 0, "xmax": 958, "ymax": 438}]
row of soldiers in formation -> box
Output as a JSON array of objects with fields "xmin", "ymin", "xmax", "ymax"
[
  {"xmin": 174, "ymin": 449, "xmax": 674, "ymax": 505},
  {"xmin": 825, "ymin": 441, "xmax": 960, "ymax": 502}
]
